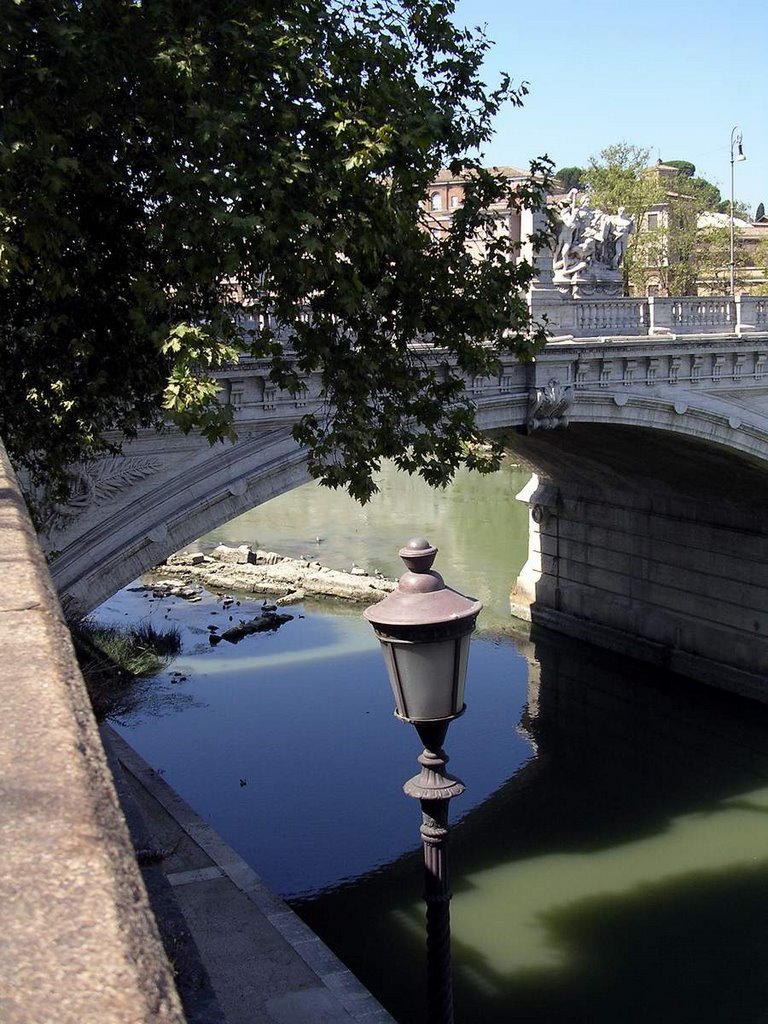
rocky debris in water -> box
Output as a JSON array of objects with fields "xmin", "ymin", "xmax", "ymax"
[
  {"xmin": 209, "ymin": 611, "xmax": 293, "ymax": 645},
  {"xmin": 160, "ymin": 546, "xmax": 396, "ymax": 604},
  {"xmin": 254, "ymin": 549, "xmax": 284, "ymax": 566},
  {"xmin": 149, "ymin": 579, "xmax": 204, "ymax": 602}
]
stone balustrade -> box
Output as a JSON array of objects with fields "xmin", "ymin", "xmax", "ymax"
[
  {"xmin": 534, "ymin": 292, "xmax": 767, "ymax": 338},
  {"xmin": 573, "ymin": 298, "xmax": 649, "ymax": 335}
]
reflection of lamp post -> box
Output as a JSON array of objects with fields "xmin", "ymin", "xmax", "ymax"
[
  {"xmin": 730, "ymin": 126, "xmax": 746, "ymax": 296},
  {"xmin": 364, "ymin": 538, "xmax": 481, "ymax": 1024}
]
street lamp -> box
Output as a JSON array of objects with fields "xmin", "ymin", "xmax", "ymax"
[
  {"xmin": 730, "ymin": 126, "xmax": 746, "ymax": 296},
  {"xmin": 364, "ymin": 538, "xmax": 482, "ymax": 1024}
]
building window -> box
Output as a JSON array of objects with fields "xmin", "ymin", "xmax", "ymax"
[
  {"xmin": 647, "ymin": 213, "xmax": 659, "ymax": 230},
  {"xmin": 450, "ymin": 195, "xmax": 460, "ymax": 209},
  {"xmin": 430, "ymin": 192, "xmax": 442, "ymax": 211}
]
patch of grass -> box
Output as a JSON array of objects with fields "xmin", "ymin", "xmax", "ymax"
[
  {"xmin": 71, "ymin": 618, "xmax": 182, "ymax": 722},
  {"xmin": 129, "ymin": 620, "xmax": 183, "ymax": 660}
]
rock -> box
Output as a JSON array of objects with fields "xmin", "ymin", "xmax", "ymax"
[
  {"xmin": 254, "ymin": 549, "xmax": 284, "ymax": 566},
  {"xmin": 219, "ymin": 612, "xmax": 293, "ymax": 644},
  {"xmin": 168, "ymin": 551, "xmax": 210, "ymax": 567},
  {"xmin": 212, "ymin": 544, "xmax": 252, "ymax": 564}
]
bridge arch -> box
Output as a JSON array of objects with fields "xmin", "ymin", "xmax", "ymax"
[
  {"xmin": 45, "ymin": 330, "xmax": 768, "ymax": 697},
  {"xmin": 49, "ymin": 427, "xmax": 313, "ymax": 614}
]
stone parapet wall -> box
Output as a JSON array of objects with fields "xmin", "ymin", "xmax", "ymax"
[{"xmin": 0, "ymin": 442, "xmax": 185, "ymax": 1024}]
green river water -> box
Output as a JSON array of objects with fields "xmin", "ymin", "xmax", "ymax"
[{"xmin": 99, "ymin": 461, "xmax": 768, "ymax": 1023}]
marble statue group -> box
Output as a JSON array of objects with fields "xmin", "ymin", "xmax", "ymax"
[{"xmin": 552, "ymin": 190, "xmax": 635, "ymax": 297}]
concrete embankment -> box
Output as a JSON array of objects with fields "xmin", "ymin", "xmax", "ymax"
[{"xmin": 148, "ymin": 545, "xmax": 396, "ymax": 605}]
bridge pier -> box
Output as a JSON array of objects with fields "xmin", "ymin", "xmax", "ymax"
[{"xmin": 509, "ymin": 424, "xmax": 768, "ymax": 702}]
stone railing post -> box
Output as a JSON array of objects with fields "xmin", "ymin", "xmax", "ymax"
[
  {"xmin": 736, "ymin": 295, "xmax": 757, "ymax": 335},
  {"xmin": 648, "ymin": 296, "xmax": 674, "ymax": 335}
]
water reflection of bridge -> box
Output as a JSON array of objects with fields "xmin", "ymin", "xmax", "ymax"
[{"xmin": 47, "ymin": 293, "xmax": 768, "ymax": 699}]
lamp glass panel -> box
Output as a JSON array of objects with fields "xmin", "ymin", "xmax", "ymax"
[
  {"xmin": 455, "ymin": 633, "xmax": 471, "ymax": 711},
  {"xmin": 379, "ymin": 641, "xmax": 405, "ymax": 716},
  {"xmin": 391, "ymin": 638, "xmax": 463, "ymax": 721}
]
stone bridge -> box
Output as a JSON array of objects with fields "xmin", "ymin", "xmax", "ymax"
[{"xmin": 46, "ymin": 293, "xmax": 768, "ymax": 699}]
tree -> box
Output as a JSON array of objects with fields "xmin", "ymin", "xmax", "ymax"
[
  {"xmin": 583, "ymin": 144, "xmax": 666, "ymax": 290},
  {"xmin": 555, "ymin": 166, "xmax": 585, "ymax": 193},
  {"xmin": 689, "ymin": 177, "xmax": 722, "ymax": 212},
  {"xmin": 584, "ymin": 144, "xmax": 665, "ymax": 217},
  {"xmin": 757, "ymin": 202, "xmax": 766, "ymax": 222},
  {"xmin": 717, "ymin": 198, "xmax": 752, "ymax": 221},
  {"xmin": 752, "ymin": 238, "xmax": 768, "ymax": 295},
  {"xmin": 664, "ymin": 160, "xmax": 696, "ymax": 178},
  {"xmin": 631, "ymin": 197, "xmax": 703, "ymax": 296},
  {"xmin": 581, "ymin": 145, "xmax": 750, "ymax": 294},
  {"xmin": 0, "ymin": 0, "xmax": 552, "ymax": 512},
  {"xmin": 696, "ymin": 223, "xmax": 752, "ymax": 292}
]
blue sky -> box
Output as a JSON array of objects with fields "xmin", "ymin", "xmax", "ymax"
[{"xmin": 453, "ymin": 0, "xmax": 767, "ymax": 215}]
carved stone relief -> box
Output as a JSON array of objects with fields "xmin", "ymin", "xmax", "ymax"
[
  {"xmin": 527, "ymin": 379, "xmax": 572, "ymax": 431},
  {"xmin": 42, "ymin": 456, "xmax": 165, "ymax": 537}
]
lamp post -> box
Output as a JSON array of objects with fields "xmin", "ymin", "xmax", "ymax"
[
  {"xmin": 730, "ymin": 126, "xmax": 746, "ymax": 296},
  {"xmin": 364, "ymin": 538, "xmax": 481, "ymax": 1024}
]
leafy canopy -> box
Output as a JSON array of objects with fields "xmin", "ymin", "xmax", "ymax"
[
  {"xmin": 582, "ymin": 144, "xmax": 665, "ymax": 290},
  {"xmin": 664, "ymin": 159, "xmax": 696, "ymax": 178},
  {"xmin": 585, "ymin": 143, "xmax": 665, "ymax": 223},
  {"xmin": 555, "ymin": 166, "xmax": 585, "ymax": 193},
  {"xmin": 580, "ymin": 143, "xmax": 753, "ymax": 295},
  {"xmin": 0, "ymin": 0, "xmax": 552, "ymax": 508}
]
